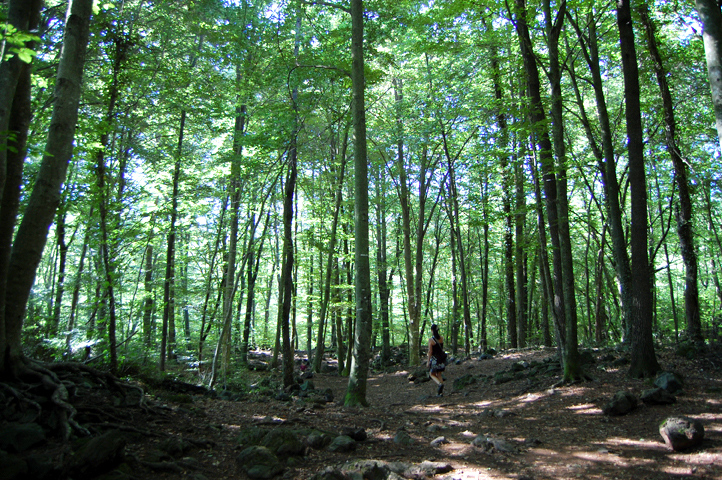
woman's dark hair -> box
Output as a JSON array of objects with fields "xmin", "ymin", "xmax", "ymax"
[{"xmin": 430, "ymin": 324, "xmax": 440, "ymax": 340}]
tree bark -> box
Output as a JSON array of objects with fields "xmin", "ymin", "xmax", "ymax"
[
  {"xmin": 567, "ymin": 8, "xmax": 633, "ymax": 340},
  {"xmin": 2, "ymin": 0, "xmax": 93, "ymax": 376},
  {"xmin": 160, "ymin": 110, "xmax": 185, "ymax": 372},
  {"xmin": 0, "ymin": 0, "xmax": 41, "ymax": 207},
  {"xmin": 512, "ymin": 0, "xmax": 567, "ymax": 363},
  {"xmin": 616, "ymin": 0, "xmax": 660, "ymax": 378},
  {"xmin": 639, "ymin": 2, "xmax": 702, "ymax": 343},
  {"xmin": 345, "ymin": 0, "xmax": 372, "ymax": 407},
  {"xmin": 694, "ymin": 0, "xmax": 722, "ymax": 152},
  {"xmin": 313, "ymin": 129, "xmax": 348, "ymax": 373}
]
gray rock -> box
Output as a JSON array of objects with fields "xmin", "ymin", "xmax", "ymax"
[
  {"xmin": 404, "ymin": 461, "xmax": 453, "ymax": 478},
  {"xmin": 236, "ymin": 446, "xmax": 284, "ymax": 479},
  {"xmin": 0, "ymin": 422, "xmax": 45, "ymax": 453},
  {"xmin": 655, "ymin": 372, "xmax": 684, "ymax": 394},
  {"xmin": 327, "ymin": 435, "xmax": 356, "ymax": 453},
  {"xmin": 387, "ymin": 461, "xmax": 412, "ymax": 475},
  {"xmin": 236, "ymin": 427, "xmax": 268, "ymax": 448},
  {"xmin": 660, "ymin": 416, "xmax": 704, "ymax": 451},
  {"xmin": 430, "ymin": 436, "xmax": 448, "ymax": 447},
  {"xmin": 341, "ymin": 459, "xmax": 389, "ymax": 480},
  {"xmin": 493, "ymin": 372, "xmax": 514, "ymax": 385},
  {"xmin": 471, "ymin": 435, "xmax": 518, "ymax": 453},
  {"xmin": 0, "ymin": 450, "xmax": 28, "ymax": 480},
  {"xmin": 310, "ymin": 466, "xmax": 347, "ymax": 480},
  {"xmin": 305, "ymin": 431, "xmax": 333, "ymax": 449},
  {"xmin": 65, "ymin": 430, "xmax": 127, "ymax": 478},
  {"xmin": 641, "ymin": 387, "xmax": 676, "ymax": 405},
  {"xmin": 260, "ymin": 429, "xmax": 305, "ymax": 458},
  {"xmin": 453, "ymin": 374, "xmax": 477, "ymax": 391},
  {"xmin": 602, "ymin": 391, "xmax": 638, "ymax": 416},
  {"xmin": 340, "ymin": 427, "xmax": 367, "ymax": 441},
  {"xmin": 393, "ymin": 431, "xmax": 415, "ymax": 445}
]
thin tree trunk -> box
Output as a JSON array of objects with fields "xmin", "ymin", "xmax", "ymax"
[
  {"xmin": 567, "ymin": 8, "xmax": 633, "ymax": 340},
  {"xmin": 313, "ymin": 129, "xmax": 348, "ymax": 373},
  {"xmin": 639, "ymin": 3, "xmax": 702, "ymax": 343},
  {"xmin": 160, "ymin": 110, "xmax": 185, "ymax": 371}
]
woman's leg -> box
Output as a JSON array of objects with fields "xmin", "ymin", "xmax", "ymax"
[{"xmin": 430, "ymin": 371, "xmax": 441, "ymax": 385}]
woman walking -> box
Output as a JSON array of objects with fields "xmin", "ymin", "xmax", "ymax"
[{"xmin": 427, "ymin": 324, "xmax": 446, "ymax": 396}]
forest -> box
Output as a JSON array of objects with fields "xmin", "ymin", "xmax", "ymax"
[{"xmin": 1, "ymin": 0, "xmax": 722, "ymax": 422}]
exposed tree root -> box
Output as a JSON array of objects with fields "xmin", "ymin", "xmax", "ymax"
[{"xmin": 1, "ymin": 357, "xmax": 146, "ymax": 442}]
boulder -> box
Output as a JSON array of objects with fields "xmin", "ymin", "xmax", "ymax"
[
  {"xmin": 430, "ymin": 436, "xmax": 448, "ymax": 447},
  {"xmin": 340, "ymin": 427, "xmax": 367, "ymax": 441},
  {"xmin": 453, "ymin": 374, "xmax": 477, "ymax": 391},
  {"xmin": 393, "ymin": 431, "xmax": 415, "ymax": 445},
  {"xmin": 654, "ymin": 372, "xmax": 684, "ymax": 394},
  {"xmin": 660, "ymin": 416, "xmax": 704, "ymax": 451},
  {"xmin": 640, "ymin": 388, "xmax": 676, "ymax": 405},
  {"xmin": 404, "ymin": 461, "xmax": 453, "ymax": 478},
  {"xmin": 236, "ymin": 427, "xmax": 268, "ymax": 448},
  {"xmin": 602, "ymin": 391, "xmax": 638, "ymax": 416},
  {"xmin": 327, "ymin": 435, "xmax": 356, "ymax": 453},
  {"xmin": 305, "ymin": 431, "xmax": 333, "ymax": 449},
  {"xmin": 236, "ymin": 446, "xmax": 284, "ymax": 479},
  {"xmin": 471, "ymin": 435, "xmax": 518, "ymax": 453},
  {"xmin": 260, "ymin": 429, "xmax": 305, "ymax": 458},
  {"xmin": 64, "ymin": 430, "xmax": 127, "ymax": 479},
  {"xmin": 341, "ymin": 459, "xmax": 389, "ymax": 480}
]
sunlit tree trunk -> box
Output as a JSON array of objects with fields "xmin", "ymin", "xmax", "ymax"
[
  {"xmin": 160, "ymin": 110, "xmax": 185, "ymax": 372},
  {"xmin": 639, "ymin": 3, "xmax": 702, "ymax": 343},
  {"xmin": 695, "ymin": 0, "xmax": 722, "ymax": 152},
  {"xmin": 2, "ymin": 0, "xmax": 92, "ymax": 376},
  {"xmin": 345, "ymin": 0, "xmax": 372, "ymax": 407}
]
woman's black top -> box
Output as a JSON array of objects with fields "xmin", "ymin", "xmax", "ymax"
[{"xmin": 431, "ymin": 338, "xmax": 444, "ymax": 359}]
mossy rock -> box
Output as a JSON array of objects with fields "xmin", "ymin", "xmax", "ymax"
[
  {"xmin": 453, "ymin": 374, "xmax": 477, "ymax": 391},
  {"xmin": 260, "ymin": 429, "xmax": 305, "ymax": 458},
  {"xmin": 236, "ymin": 427, "xmax": 268, "ymax": 448}
]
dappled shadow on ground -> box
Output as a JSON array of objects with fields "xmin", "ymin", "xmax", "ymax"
[{"xmin": 5, "ymin": 346, "xmax": 721, "ymax": 479}]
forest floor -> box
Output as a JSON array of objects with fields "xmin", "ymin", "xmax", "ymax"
[
  {"xmin": 118, "ymin": 344, "xmax": 722, "ymax": 480},
  {"xmin": 11, "ymin": 345, "xmax": 722, "ymax": 480}
]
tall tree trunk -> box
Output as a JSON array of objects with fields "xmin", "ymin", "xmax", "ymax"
[
  {"xmin": 160, "ymin": 110, "xmax": 185, "ymax": 372},
  {"xmin": 67, "ymin": 216, "xmax": 91, "ymax": 356},
  {"xmin": 376, "ymin": 161, "xmax": 391, "ymax": 365},
  {"xmin": 567, "ymin": 8, "xmax": 633, "ymax": 340},
  {"xmin": 393, "ymin": 78, "xmax": 420, "ymax": 366},
  {"xmin": 2, "ymin": 0, "xmax": 92, "ymax": 376},
  {"xmin": 513, "ymin": 0, "xmax": 567, "ymax": 364},
  {"xmin": 639, "ymin": 3, "xmax": 702, "ymax": 343},
  {"xmin": 616, "ymin": 0, "xmax": 660, "ymax": 378},
  {"xmin": 345, "ymin": 0, "xmax": 373, "ymax": 407},
  {"xmin": 694, "ymin": 0, "xmax": 722, "ymax": 152},
  {"xmin": 0, "ymin": 0, "xmax": 41, "ymax": 207},
  {"xmin": 313, "ymin": 129, "xmax": 348, "ymax": 373},
  {"xmin": 50, "ymin": 200, "xmax": 69, "ymax": 337},
  {"xmin": 515, "ymin": 158, "xmax": 528, "ymax": 348},
  {"xmin": 542, "ymin": 0, "xmax": 581, "ymax": 381},
  {"xmin": 94, "ymin": 31, "xmax": 128, "ymax": 373},
  {"xmin": 142, "ymin": 244, "xmax": 154, "ymax": 347}
]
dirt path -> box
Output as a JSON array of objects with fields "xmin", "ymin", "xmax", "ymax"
[{"xmin": 125, "ymin": 346, "xmax": 721, "ymax": 479}]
